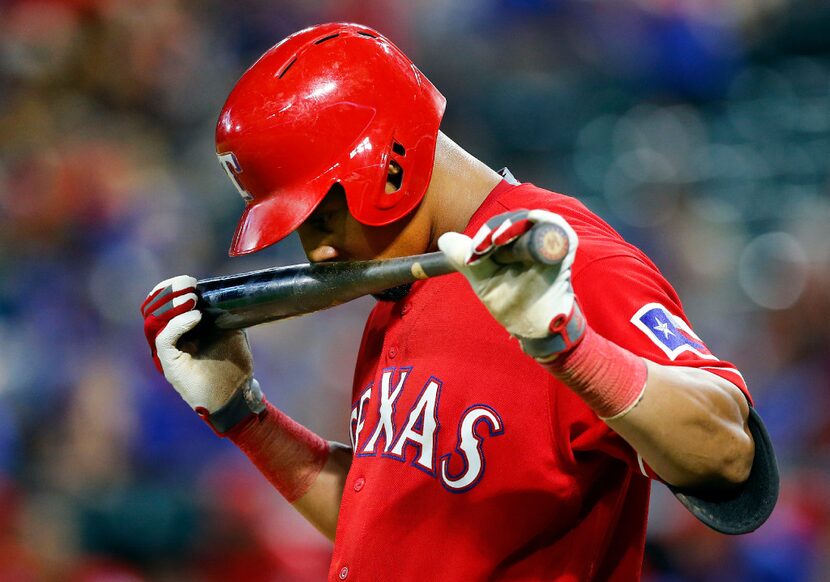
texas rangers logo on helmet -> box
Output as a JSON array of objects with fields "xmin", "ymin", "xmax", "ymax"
[
  {"xmin": 630, "ymin": 303, "xmax": 716, "ymax": 361},
  {"xmin": 217, "ymin": 151, "xmax": 253, "ymax": 202}
]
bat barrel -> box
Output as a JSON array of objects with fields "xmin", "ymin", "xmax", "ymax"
[{"xmin": 197, "ymin": 252, "xmax": 454, "ymax": 330}]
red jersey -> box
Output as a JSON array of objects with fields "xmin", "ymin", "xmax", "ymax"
[{"xmin": 329, "ymin": 179, "xmax": 750, "ymax": 581}]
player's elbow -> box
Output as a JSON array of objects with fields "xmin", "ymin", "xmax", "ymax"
[
  {"xmin": 684, "ymin": 425, "xmax": 755, "ymax": 491},
  {"xmin": 710, "ymin": 389, "xmax": 755, "ymax": 489},
  {"xmin": 714, "ymin": 428, "xmax": 754, "ymax": 488},
  {"xmin": 692, "ymin": 375, "xmax": 755, "ymax": 489},
  {"xmin": 664, "ymin": 417, "xmax": 755, "ymax": 491}
]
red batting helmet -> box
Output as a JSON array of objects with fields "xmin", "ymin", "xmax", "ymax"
[{"xmin": 215, "ymin": 22, "xmax": 446, "ymax": 256}]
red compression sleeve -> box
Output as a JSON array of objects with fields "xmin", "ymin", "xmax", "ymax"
[
  {"xmin": 228, "ymin": 401, "xmax": 330, "ymax": 503},
  {"xmin": 543, "ymin": 325, "xmax": 648, "ymax": 419}
]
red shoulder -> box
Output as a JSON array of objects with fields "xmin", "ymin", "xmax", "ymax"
[{"xmin": 471, "ymin": 182, "xmax": 654, "ymax": 273}]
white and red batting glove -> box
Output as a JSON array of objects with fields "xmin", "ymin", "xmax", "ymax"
[
  {"xmin": 141, "ymin": 275, "xmax": 264, "ymax": 434},
  {"xmin": 438, "ymin": 209, "xmax": 585, "ymax": 358},
  {"xmin": 440, "ymin": 210, "xmax": 648, "ymax": 420},
  {"xmin": 142, "ymin": 276, "xmax": 330, "ymax": 503}
]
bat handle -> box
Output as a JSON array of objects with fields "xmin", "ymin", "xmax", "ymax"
[
  {"xmin": 413, "ymin": 221, "xmax": 570, "ymax": 277},
  {"xmin": 492, "ymin": 222, "xmax": 570, "ymax": 266}
]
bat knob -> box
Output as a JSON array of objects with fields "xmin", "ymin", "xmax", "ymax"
[
  {"xmin": 495, "ymin": 222, "xmax": 569, "ymax": 266},
  {"xmin": 534, "ymin": 223, "xmax": 570, "ymax": 264}
]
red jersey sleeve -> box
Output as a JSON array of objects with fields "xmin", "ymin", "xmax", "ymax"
[
  {"xmin": 563, "ymin": 252, "xmax": 752, "ymax": 480},
  {"xmin": 574, "ymin": 253, "xmax": 750, "ymax": 401}
]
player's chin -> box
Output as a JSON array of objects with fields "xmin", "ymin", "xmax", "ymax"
[{"xmin": 372, "ymin": 284, "xmax": 413, "ymax": 302}]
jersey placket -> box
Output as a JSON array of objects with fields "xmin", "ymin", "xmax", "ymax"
[{"xmin": 332, "ymin": 295, "xmax": 416, "ymax": 580}]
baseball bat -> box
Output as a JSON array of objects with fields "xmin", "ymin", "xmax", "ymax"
[{"xmin": 196, "ymin": 222, "xmax": 569, "ymax": 330}]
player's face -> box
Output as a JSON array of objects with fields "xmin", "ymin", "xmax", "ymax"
[{"xmin": 297, "ymin": 185, "xmax": 427, "ymax": 263}]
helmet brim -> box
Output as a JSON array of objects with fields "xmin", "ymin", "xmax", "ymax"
[{"xmin": 228, "ymin": 185, "xmax": 328, "ymax": 256}]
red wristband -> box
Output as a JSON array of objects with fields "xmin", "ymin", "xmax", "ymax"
[
  {"xmin": 542, "ymin": 325, "xmax": 648, "ymax": 419},
  {"xmin": 227, "ymin": 401, "xmax": 330, "ymax": 503}
]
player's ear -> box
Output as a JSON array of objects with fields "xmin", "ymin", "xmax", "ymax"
[{"xmin": 385, "ymin": 159, "xmax": 403, "ymax": 194}]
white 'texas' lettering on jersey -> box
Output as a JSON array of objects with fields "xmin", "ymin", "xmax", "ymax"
[
  {"xmin": 348, "ymin": 367, "xmax": 505, "ymax": 493},
  {"xmin": 439, "ymin": 406, "xmax": 504, "ymax": 492},
  {"xmin": 361, "ymin": 368, "xmax": 410, "ymax": 454},
  {"xmin": 389, "ymin": 378, "xmax": 441, "ymax": 473},
  {"xmin": 350, "ymin": 386, "xmax": 372, "ymax": 451}
]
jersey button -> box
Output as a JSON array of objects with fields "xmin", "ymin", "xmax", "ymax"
[
  {"xmin": 353, "ymin": 477, "xmax": 365, "ymax": 492},
  {"xmin": 339, "ymin": 566, "xmax": 349, "ymax": 580},
  {"xmin": 401, "ymin": 303, "xmax": 411, "ymax": 315},
  {"xmin": 388, "ymin": 346, "xmax": 397, "ymax": 359}
]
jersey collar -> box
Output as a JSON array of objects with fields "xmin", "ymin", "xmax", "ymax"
[{"xmin": 463, "ymin": 168, "xmax": 525, "ymax": 236}]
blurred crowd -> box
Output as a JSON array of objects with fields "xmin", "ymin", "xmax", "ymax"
[{"xmin": 1, "ymin": 0, "xmax": 829, "ymax": 580}]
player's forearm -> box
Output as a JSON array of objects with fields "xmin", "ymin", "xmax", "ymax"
[
  {"xmin": 605, "ymin": 362, "xmax": 754, "ymax": 489},
  {"xmin": 542, "ymin": 326, "xmax": 754, "ymax": 490},
  {"xmin": 292, "ymin": 443, "xmax": 352, "ymax": 540},
  {"xmin": 228, "ymin": 401, "xmax": 350, "ymax": 540}
]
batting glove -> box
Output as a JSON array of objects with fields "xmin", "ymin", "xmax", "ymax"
[
  {"xmin": 438, "ymin": 209, "xmax": 585, "ymax": 359},
  {"xmin": 141, "ymin": 275, "xmax": 264, "ymax": 434}
]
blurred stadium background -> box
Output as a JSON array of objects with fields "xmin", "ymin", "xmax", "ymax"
[{"xmin": 2, "ymin": 0, "xmax": 829, "ymax": 580}]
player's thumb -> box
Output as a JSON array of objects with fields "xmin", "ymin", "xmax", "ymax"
[
  {"xmin": 155, "ymin": 309, "xmax": 203, "ymax": 361},
  {"xmin": 438, "ymin": 232, "xmax": 473, "ymax": 270}
]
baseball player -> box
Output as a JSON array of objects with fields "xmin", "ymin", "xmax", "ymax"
[{"xmin": 141, "ymin": 23, "xmax": 777, "ymax": 580}]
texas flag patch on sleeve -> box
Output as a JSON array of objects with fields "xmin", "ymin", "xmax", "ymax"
[{"xmin": 630, "ymin": 303, "xmax": 717, "ymax": 361}]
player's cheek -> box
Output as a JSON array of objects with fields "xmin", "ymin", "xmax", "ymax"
[{"xmin": 339, "ymin": 215, "xmax": 382, "ymax": 261}]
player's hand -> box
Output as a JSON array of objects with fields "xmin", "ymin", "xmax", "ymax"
[
  {"xmin": 141, "ymin": 275, "xmax": 259, "ymax": 419},
  {"xmin": 438, "ymin": 210, "xmax": 583, "ymax": 358}
]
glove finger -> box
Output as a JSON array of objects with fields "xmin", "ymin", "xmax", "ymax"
[
  {"xmin": 146, "ymin": 289, "xmax": 198, "ymax": 319},
  {"xmin": 471, "ymin": 210, "xmax": 530, "ymax": 259},
  {"xmin": 151, "ymin": 274, "xmax": 198, "ymax": 295},
  {"xmin": 491, "ymin": 217, "xmax": 533, "ymax": 248},
  {"xmin": 155, "ymin": 309, "xmax": 203, "ymax": 362},
  {"xmin": 484, "ymin": 209, "xmax": 529, "ymax": 231},
  {"xmin": 143, "ymin": 293, "xmax": 199, "ymax": 345},
  {"xmin": 439, "ymin": 232, "xmax": 500, "ymax": 281},
  {"xmin": 143, "ymin": 284, "xmax": 196, "ymax": 318},
  {"xmin": 141, "ymin": 287, "xmax": 166, "ymax": 315},
  {"xmin": 141, "ymin": 275, "xmax": 198, "ymax": 316},
  {"xmin": 470, "ymin": 224, "xmax": 494, "ymax": 256},
  {"xmin": 438, "ymin": 232, "xmax": 473, "ymax": 270}
]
